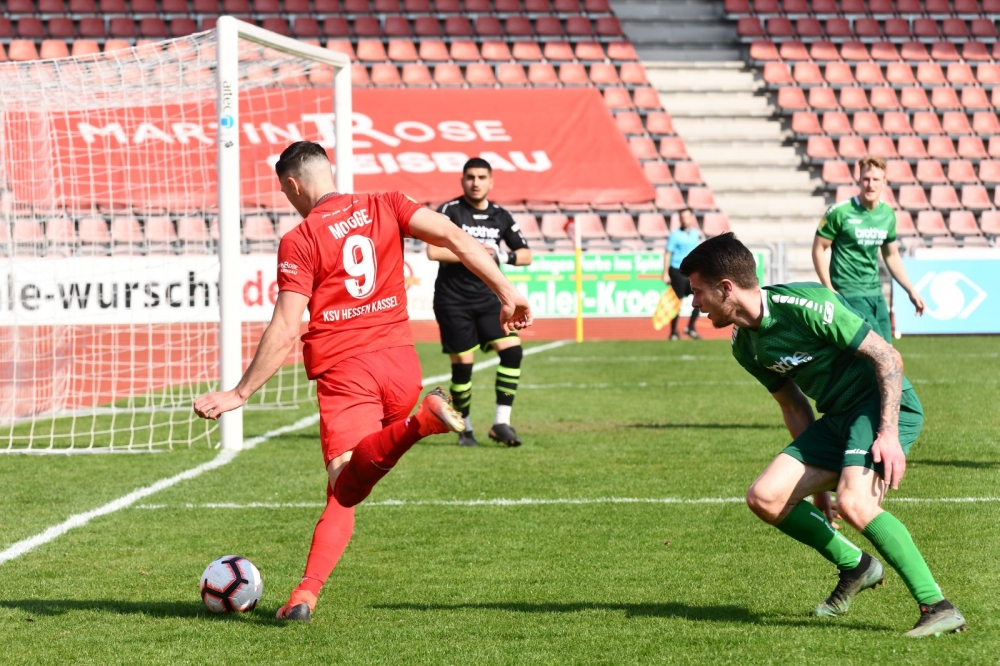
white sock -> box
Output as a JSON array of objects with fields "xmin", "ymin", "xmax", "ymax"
[
  {"xmin": 495, "ymin": 405, "xmax": 512, "ymax": 425},
  {"xmin": 463, "ymin": 416, "xmax": 473, "ymax": 432}
]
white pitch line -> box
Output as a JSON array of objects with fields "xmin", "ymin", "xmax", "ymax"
[
  {"xmin": 132, "ymin": 495, "xmax": 1000, "ymax": 510},
  {"xmin": 0, "ymin": 339, "xmax": 570, "ymax": 567}
]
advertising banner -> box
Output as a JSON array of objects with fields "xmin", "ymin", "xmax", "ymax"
[
  {"xmin": 894, "ymin": 258, "xmax": 998, "ymax": 335},
  {"xmin": 8, "ymin": 88, "xmax": 653, "ymax": 211}
]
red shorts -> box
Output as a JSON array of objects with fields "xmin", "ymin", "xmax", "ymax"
[{"xmin": 316, "ymin": 345, "xmax": 423, "ymax": 467}]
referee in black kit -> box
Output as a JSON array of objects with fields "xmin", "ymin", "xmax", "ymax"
[{"xmin": 427, "ymin": 158, "xmax": 533, "ymax": 447}]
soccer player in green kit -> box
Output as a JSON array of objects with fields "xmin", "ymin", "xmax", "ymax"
[
  {"xmin": 680, "ymin": 233, "xmax": 966, "ymax": 638},
  {"xmin": 812, "ymin": 156, "xmax": 925, "ymax": 341}
]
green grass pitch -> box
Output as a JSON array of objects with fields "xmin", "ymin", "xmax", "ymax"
[{"xmin": 0, "ymin": 337, "xmax": 997, "ymax": 665}]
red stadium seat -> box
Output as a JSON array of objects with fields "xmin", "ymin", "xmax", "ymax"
[
  {"xmin": 870, "ymin": 42, "xmax": 900, "ymax": 62},
  {"xmin": 825, "ymin": 111, "xmax": 854, "ymax": 135},
  {"xmin": 442, "ymin": 16, "xmax": 472, "ymax": 36},
  {"xmin": 913, "ymin": 111, "xmax": 944, "ymax": 136},
  {"xmin": 738, "ymin": 18, "xmax": 765, "ymax": 39},
  {"xmin": 8, "ymin": 40, "xmax": 39, "ymax": 61},
  {"xmin": 928, "ymin": 135, "xmax": 958, "ymax": 158},
  {"xmin": 603, "ymin": 87, "xmax": 633, "ymax": 110},
  {"xmin": 673, "ymin": 162, "xmax": 705, "ymax": 187},
  {"xmin": 898, "ymin": 136, "xmax": 929, "ymax": 160},
  {"xmin": 139, "ymin": 18, "xmax": 168, "ymax": 37},
  {"xmin": 388, "ymin": 41, "xmax": 419, "ymax": 62},
  {"xmin": 810, "ymin": 41, "xmax": 840, "ymax": 61},
  {"xmin": 912, "ymin": 18, "xmax": 940, "ymax": 40},
  {"xmin": 884, "ymin": 112, "xmax": 915, "ymax": 135},
  {"xmin": 900, "ymin": 87, "xmax": 931, "ymax": 111},
  {"xmin": 809, "ymin": 87, "xmax": 839, "ymax": 110},
  {"xmin": 605, "ymin": 214, "xmax": 641, "ymax": 244},
  {"xmin": 351, "ymin": 64, "xmax": 371, "ymax": 86},
  {"xmin": 978, "ymin": 160, "xmax": 1000, "ymax": 185},
  {"xmin": 870, "ymin": 87, "xmax": 901, "ymax": 110},
  {"xmin": 839, "ymin": 87, "xmax": 869, "ymax": 110},
  {"xmin": 963, "ymin": 185, "xmax": 993, "ymax": 210},
  {"xmin": 791, "ymin": 62, "xmax": 821, "ymax": 86},
  {"xmin": 916, "ymin": 63, "xmax": 946, "ymax": 87},
  {"xmin": 512, "ymin": 214, "xmax": 542, "ymax": 242},
  {"xmin": 326, "ymin": 40, "xmax": 356, "ymax": 60},
  {"xmin": 606, "ymin": 42, "xmax": 638, "ymax": 61},
  {"xmin": 868, "ymin": 136, "xmax": 900, "ymax": 159},
  {"xmin": 504, "ymin": 17, "xmax": 534, "ymax": 37},
  {"xmin": 465, "ymin": 0, "xmax": 491, "ymax": 10},
  {"xmin": 749, "ymin": 40, "xmax": 780, "ymax": 62},
  {"xmin": 977, "ymin": 63, "xmax": 1000, "ymax": 87},
  {"xmin": 854, "ymin": 18, "xmax": 883, "ymax": 40},
  {"xmin": 385, "ymin": 16, "xmax": 414, "ymax": 37},
  {"xmin": 823, "ymin": 62, "xmax": 855, "ymax": 86},
  {"xmin": 973, "ymin": 112, "xmax": 1000, "ymax": 135},
  {"xmin": 764, "ymin": 62, "xmax": 794, "ymax": 86},
  {"xmin": 39, "ymin": 40, "xmax": 70, "ymax": 59},
  {"xmin": 981, "ymin": 211, "xmax": 1000, "ymax": 236},
  {"xmin": 353, "ymin": 17, "xmax": 383, "ymax": 37},
  {"xmin": 916, "ymin": 211, "xmax": 949, "ymax": 237},
  {"xmin": 823, "ymin": 161, "xmax": 854, "ymax": 185},
  {"xmin": 915, "ymin": 160, "xmax": 947, "ymax": 184},
  {"xmin": 931, "ymin": 88, "xmax": 961, "ymax": 111},
  {"xmin": 629, "ymin": 137, "xmax": 658, "ymax": 161},
  {"xmin": 322, "ymin": 18, "xmax": 351, "ymax": 37},
  {"xmin": 796, "ymin": 18, "xmax": 824, "ymax": 39},
  {"xmin": 544, "ymin": 42, "xmax": 575, "ymax": 61},
  {"xmin": 642, "ymin": 162, "xmax": 674, "ymax": 186},
  {"xmin": 941, "ymin": 111, "xmax": 973, "ymax": 136},
  {"xmin": 886, "ymin": 63, "xmax": 916, "ymax": 87},
  {"xmin": 588, "ymin": 63, "xmax": 619, "ymax": 85},
  {"xmin": 777, "ymin": 88, "xmax": 809, "ymax": 112},
  {"xmin": 835, "ymin": 136, "xmax": 866, "ymax": 160},
  {"xmin": 402, "ymin": 63, "xmax": 432, "ymax": 86},
  {"xmin": 886, "ymin": 160, "xmax": 916, "ymax": 184},
  {"xmin": 540, "ymin": 214, "xmax": 569, "ymax": 241},
  {"xmin": 779, "ymin": 41, "xmax": 810, "ymax": 61},
  {"xmin": 530, "ymin": 63, "xmax": 560, "ymax": 85},
  {"xmin": 703, "ymin": 213, "xmax": 732, "ymax": 237},
  {"xmin": 443, "ymin": 41, "xmax": 476, "ymax": 62},
  {"xmin": 808, "ymin": 136, "xmax": 838, "ymax": 161},
  {"xmin": 49, "ymin": 18, "xmax": 78, "ymax": 38},
  {"xmin": 893, "ymin": 210, "xmax": 916, "ymax": 237},
  {"xmin": 371, "ymin": 64, "xmax": 401, "ymax": 86},
  {"xmin": 465, "ymin": 63, "xmax": 497, "ymax": 86},
  {"xmin": 900, "ymin": 42, "xmax": 930, "ymax": 62},
  {"xmin": 343, "ymin": 0, "xmax": 369, "ymax": 10},
  {"xmin": 791, "ymin": 111, "xmax": 823, "ymax": 135},
  {"xmin": 260, "ymin": 17, "xmax": 290, "ymax": 35},
  {"xmin": 615, "ymin": 112, "xmax": 644, "ymax": 135},
  {"xmin": 646, "ymin": 113, "xmax": 676, "ymax": 136},
  {"xmin": 474, "ymin": 16, "xmax": 503, "ymax": 37},
  {"xmin": 637, "ymin": 213, "xmax": 669, "ymax": 240},
  {"xmin": 840, "ymin": 41, "xmax": 869, "ymax": 62},
  {"xmin": 946, "ymin": 63, "xmax": 977, "ymax": 87},
  {"xmin": 497, "ymin": 64, "xmax": 528, "ymax": 86},
  {"xmin": 654, "ymin": 187, "xmax": 686, "ymax": 211},
  {"xmin": 942, "ymin": 19, "xmax": 969, "ymax": 40},
  {"xmin": 962, "ymin": 42, "xmax": 991, "ymax": 62},
  {"xmin": 855, "ymin": 62, "xmax": 887, "ymax": 86},
  {"xmin": 620, "ymin": 64, "xmax": 649, "ymax": 86},
  {"xmin": 433, "ymin": 63, "xmax": 464, "ymax": 86},
  {"xmin": 356, "ymin": 40, "xmax": 388, "ymax": 62},
  {"xmin": 898, "ymin": 185, "xmax": 931, "ymax": 210},
  {"xmin": 824, "ymin": 17, "xmax": 852, "ymax": 40},
  {"xmin": 957, "ymin": 136, "xmax": 988, "ymax": 160},
  {"xmin": 536, "ymin": 17, "xmax": 565, "ymax": 37},
  {"xmin": 948, "ymin": 211, "xmax": 981, "ymax": 237},
  {"xmin": 595, "ymin": 16, "xmax": 622, "ymax": 36},
  {"xmin": 480, "ymin": 41, "xmax": 511, "ymax": 61},
  {"xmin": 632, "ymin": 87, "xmax": 661, "ymax": 110},
  {"xmin": 517, "ymin": 46, "xmax": 549, "ymax": 66},
  {"xmin": 970, "ymin": 19, "xmax": 998, "ymax": 40},
  {"xmin": 71, "ymin": 40, "xmax": 101, "ymax": 57},
  {"xmin": 929, "ymin": 42, "xmax": 960, "ymax": 62},
  {"xmin": 929, "ymin": 185, "xmax": 961, "ymax": 209},
  {"xmin": 946, "ymin": 160, "xmax": 978, "ymax": 185},
  {"xmin": 170, "ymin": 18, "xmax": 198, "ymax": 36}
]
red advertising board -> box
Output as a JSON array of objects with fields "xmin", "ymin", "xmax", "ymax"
[{"xmin": 7, "ymin": 88, "xmax": 653, "ymax": 210}]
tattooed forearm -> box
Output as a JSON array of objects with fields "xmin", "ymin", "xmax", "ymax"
[{"xmin": 855, "ymin": 331, "xmax": 903, "ymax": 433}]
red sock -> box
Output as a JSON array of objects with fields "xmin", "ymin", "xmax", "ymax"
[
  {"xmin": 295, "ymin": 486, "xmax": 355, "ymax": 597},
  {"xmin": 333, "ymin": 416, "xmax": 422, "ymax": 507}
]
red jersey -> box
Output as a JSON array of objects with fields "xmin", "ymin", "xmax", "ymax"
[{"xmin": 276, "ymin": 191, "xmax": 422, "ymax": 379}]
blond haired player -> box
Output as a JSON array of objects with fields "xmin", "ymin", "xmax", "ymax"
[{"xmin": 812, "ymin": 156, "xmax": 925, "ymax": 341}]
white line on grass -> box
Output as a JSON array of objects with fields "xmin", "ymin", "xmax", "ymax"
[
  {"xmin": 132, "ymin": 495, "xmax": 1000, "ymax": 511},
  {"xmin": 0, "ymin": 340, "xmax": 570, "ymax": 567}
]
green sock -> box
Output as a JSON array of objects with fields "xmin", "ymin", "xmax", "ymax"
[
  {"xmin": 862, "ymin": 511, "xmax": 944, "ymax": 606},
  {"xmin": 776, "ymin": 501, "xmax": 865, "ymax": 571}
]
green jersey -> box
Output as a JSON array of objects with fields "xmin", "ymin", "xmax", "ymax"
[
  {"xmin": 731, "ymin": 282, "xmax": 913, "ymax": 415},
  {"xmin": 816, "ymin": 197, "xmax": 896, "ymax": 297}
]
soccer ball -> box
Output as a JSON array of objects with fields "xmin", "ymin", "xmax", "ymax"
[{"xmin": 199, "ymin": 555, "xmax": 263, "ymax": 613}]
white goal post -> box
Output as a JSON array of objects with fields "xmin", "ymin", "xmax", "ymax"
[
  {"xmin": 216, "ymin": 17, "xmax": 352, "ymax": 452},
  {"xmin": 0, "ymin": 19, "xmax": 351, "ymax": 453}
]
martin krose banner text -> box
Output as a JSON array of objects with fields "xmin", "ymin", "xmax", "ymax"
[{"xmin": 7, "ymin": 88, "xmax": 653, "ymax": 210}]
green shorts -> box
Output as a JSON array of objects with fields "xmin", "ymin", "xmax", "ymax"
[
  {"xmin": 843, "ymin": 293, "xmax": 892, "ymax": 343},
  {"xmin": 782, "ymin": 388, "xmax": 924, "ymax": 475}
]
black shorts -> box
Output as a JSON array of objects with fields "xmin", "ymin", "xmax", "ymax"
[
  {"xmin": 434, "ymin": 300, "xmax": 517, "ymax": 355},
  {"xmin": 668, "ymin": 266, "xmax": 692, "ymax": 298}
]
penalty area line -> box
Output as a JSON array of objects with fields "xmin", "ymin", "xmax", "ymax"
[
  {"xmin": 0, "ymin": 339, "xmax": 571, "ymax": 568},
  {"xmin": 132, "ymin": 495, "xmax": 1000, "ymax": 511}
]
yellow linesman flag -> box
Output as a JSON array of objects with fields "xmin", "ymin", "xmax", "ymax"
[{"xmin": 652, "ymin": 286, "xmax": 681, "ymax": 331}]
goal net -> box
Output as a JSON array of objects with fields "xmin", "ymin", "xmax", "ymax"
[{"xmin": 0, "ymin": 18, "xmax": 352, "ymax": 453}]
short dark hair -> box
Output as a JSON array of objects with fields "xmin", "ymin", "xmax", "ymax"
[
  {"xmin": 275, "ymin": 141, "xmax": 329, "ymax": 178},
  {"xmin": 462, "ymin": 157, "xmax": 492, "ymax": 175},
  {"xmin": 679, "ymin": 232, "xmax": 758, "ymax": 289}
]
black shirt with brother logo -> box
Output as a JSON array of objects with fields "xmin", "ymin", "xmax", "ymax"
[{"xmin": 434, "ymin": 197, "xmax": 528, "ymax": 308}]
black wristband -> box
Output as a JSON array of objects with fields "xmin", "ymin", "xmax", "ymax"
[{"xmin": 506, "ymin": 251, "xmax": 518, "ymax": 265}]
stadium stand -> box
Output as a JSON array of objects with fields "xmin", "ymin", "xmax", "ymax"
[
  {"xmin": 729, "ymin": 0, "xmax": 1000, "ymax": 247},
  {"xmin": 0, "ymin": 0, "xmax": 722, "ymax": 254}
]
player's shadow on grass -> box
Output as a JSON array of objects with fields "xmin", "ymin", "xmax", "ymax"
[
  {"xmin": 375, "ymin": 601, "xmax": 893, "ymax": 632},
  {"xmin": 0, "ymin": 599, "xmax": 287, "ymax": 626},
  {"xmin": 628, "ymin": 423, "xmax": 782, "ymax": 430}
]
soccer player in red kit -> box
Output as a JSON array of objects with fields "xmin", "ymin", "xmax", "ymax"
[{"xmin": 193, "ymin": 141, "xmax": 532, "ymax": 622}]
